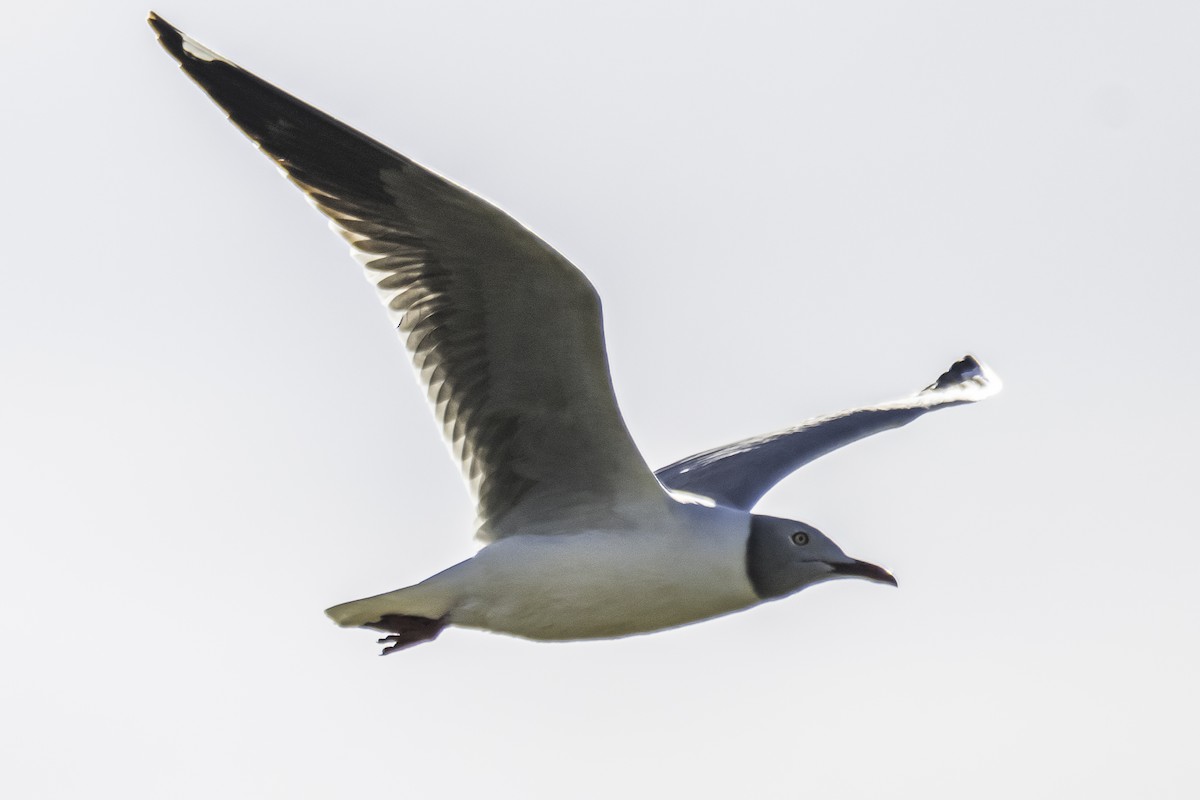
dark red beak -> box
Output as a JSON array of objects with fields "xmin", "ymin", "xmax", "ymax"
[{"xmin": 832, "ymin": 559, "xmax": 898, "ymax": 586}]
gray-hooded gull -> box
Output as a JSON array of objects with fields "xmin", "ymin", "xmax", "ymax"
[{"xmin": 148, "ymin": 13, "xmax": 1001, "ymax": 654}]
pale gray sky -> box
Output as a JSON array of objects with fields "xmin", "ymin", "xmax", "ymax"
[{"xmin": 3, "ymin": 2, "xmax": 1198, "ymax": 797}]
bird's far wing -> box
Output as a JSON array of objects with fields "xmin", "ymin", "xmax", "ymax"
[
  {"xmin": 149, "ymin": 14, "xmax": 668, "ymax": 540},
  {"xmin": 655, "ymin": 356, "xmax": 1001, "ymax": 510}
]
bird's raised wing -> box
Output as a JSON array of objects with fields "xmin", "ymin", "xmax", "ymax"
[
  {"xmin": 655, "ymin": 356, "xmax": 1001, "ymax": 510},
  {"xmin": 150, "ymin": 14, "xmax": 668, "ymax": 540}
]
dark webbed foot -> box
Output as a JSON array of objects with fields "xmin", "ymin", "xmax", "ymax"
[{"xmin": 363, "ymin": 614, "xmax": 448, "ymax": 655}]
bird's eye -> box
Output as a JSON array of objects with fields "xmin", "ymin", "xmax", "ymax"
[{"xmin": 791, "ymin": 531, "xmax": 810, "ymax": 546}]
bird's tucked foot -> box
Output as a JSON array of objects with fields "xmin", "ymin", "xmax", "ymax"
[{"xmin": 363, "ymin": 614, "xmax": 448, "ymax": 655}]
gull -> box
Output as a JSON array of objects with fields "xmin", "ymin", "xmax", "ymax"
[{"xmin": 149, "ymin": 14, "xmax": 1001, "ymax": 654}]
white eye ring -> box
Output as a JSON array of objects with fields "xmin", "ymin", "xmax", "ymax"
[{"xmin": 791, "ymin": 531, "xmax": 810, "ymax": 546}]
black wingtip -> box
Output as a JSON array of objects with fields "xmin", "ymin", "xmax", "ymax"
[
  {"xmin": 918, "ymin": 354, "xmax": 1002, "ymax": 400},
  {"xmin": 147, "ymin": 12, "xmax": 185, "ymax": 62},
  {"xmin": 146, "ymin": 13, "xmax": 414, "ymax": 206},
  {"xmin": 147, "ymin": 12, "xmax": 231, "ymax": 70},
  {"xmin": 926, "ymin": 355, "xmax": 982, "ymax": 392}
]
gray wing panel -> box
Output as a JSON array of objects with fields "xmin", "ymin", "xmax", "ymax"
[
  {"xmin": 655, "ymin": 356, "xmax": 1001, "ymax": 510},
  {"xmin": 151, "ymin": 16, "xmax": 669, "ymax": 540}
]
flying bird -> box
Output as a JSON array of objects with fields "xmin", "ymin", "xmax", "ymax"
[{"xmin": 148, "ymin": 13, "xmax": 1001, "ymax": 654}]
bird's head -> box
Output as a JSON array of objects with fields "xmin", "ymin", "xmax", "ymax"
[{"xmin": 745, "ymin": 513, "xmax": 896, "ymax": 599}]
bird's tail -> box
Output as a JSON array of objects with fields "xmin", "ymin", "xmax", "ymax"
[
  {"xmin": 325, "ymin": 582, "xmax": 451, "ymax": 628},
  {"xmin": 325, "ymin": 593, "xmax": 401, "ymax": 628}
]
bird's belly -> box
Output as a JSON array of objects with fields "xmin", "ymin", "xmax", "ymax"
[{"xmin": 446, "ymin": 532, "xmax": 758, "ymax": 641}]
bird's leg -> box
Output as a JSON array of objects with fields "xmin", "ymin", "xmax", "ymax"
[{"xmin": 362, "ymin": 614, "xmax": 448, "ymax": 655}]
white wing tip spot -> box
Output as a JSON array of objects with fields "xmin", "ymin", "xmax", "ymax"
[
  {"xmin": 951, "ymin": 356, "xmax": 1002, "ymax": 400},
  {"xmin": 971, "ymin": 358, "xmax": 1003, "ymax": 397},
  {"xmin": 180, "ymin": 33, "xmax": 225, "ymax": 63}
]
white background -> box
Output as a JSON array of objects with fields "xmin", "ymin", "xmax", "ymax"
[{"xmin": 3, "ymin": 2, "xmax": 1197, "ymax": 797}]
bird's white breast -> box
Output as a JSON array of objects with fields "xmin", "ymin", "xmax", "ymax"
[{"xmin": 434, "ymin": 503, "xmax": 760, "ymax": 640}]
